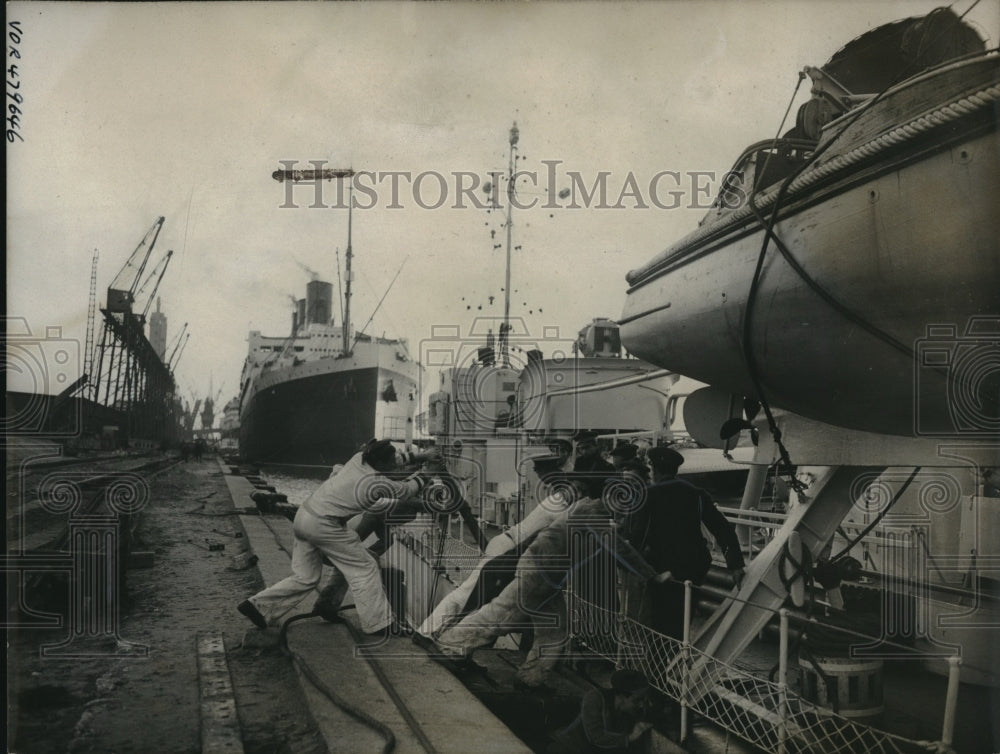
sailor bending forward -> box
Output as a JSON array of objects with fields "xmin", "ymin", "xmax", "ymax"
[
  {"xmin": 238, "ymin": 440, "xmax": 435, "ymax": 635},
  {"xmin": 432, "ymin": 474, "xmax": 657, "ymax": 690}
]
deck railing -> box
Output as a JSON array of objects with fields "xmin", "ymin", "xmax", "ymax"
[
  {"xmin": 569, "ymin": 581, "xmax": 963, "ymax": 754},
  {"xmin": 395, "ymin": 517, "xmax": 969, "ymax": 754}
]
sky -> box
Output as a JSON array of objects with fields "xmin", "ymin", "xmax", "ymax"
[{"xmin": 6, "ymin": 0, "xmax": 998, "ymax": 415}]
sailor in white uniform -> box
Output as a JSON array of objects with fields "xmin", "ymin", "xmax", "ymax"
[
  {"xmin": 413, "ymin": 454, "xmax": 574, "ymax": 640},
  {"xmin": 238, "ymin": 440, "xmax": 434, "ymax": 634}
]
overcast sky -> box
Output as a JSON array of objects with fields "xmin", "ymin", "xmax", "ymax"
[{"xmin": 7, "ymin": 0, "xmax": 998, "ymax": 413}]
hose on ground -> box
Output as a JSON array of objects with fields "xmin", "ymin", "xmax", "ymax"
[{"xmin": 278, "ymin": 611, "xmax": 396, "ymax": 754}]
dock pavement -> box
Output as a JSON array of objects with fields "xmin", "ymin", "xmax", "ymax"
[{"xmin": 220, "ymin": 460, "xmax": 534, "ymax": 754}]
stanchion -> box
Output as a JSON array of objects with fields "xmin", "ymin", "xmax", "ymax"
[
  {"xmin": 777, "ymin": 608, "xmax": 789, "ymax": 754},
  {"xmin": 680, "ymin": 579, "xmax": 692, "ymax": 742},
  {"xmin": 940, "ymin": 655, "xmax": 962, "ymax": 749}
]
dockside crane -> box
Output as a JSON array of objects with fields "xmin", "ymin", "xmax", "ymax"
[
  {"xmin": 169, "ymin": 332, "xmax": 190, "ymax": 373},
  {"xmin": 166, "ymin": 323, "xmax": 188, "ymax": 373},
  {"xmin": 200, "ymin": 376, "xmax": 224, "ymax": 431},
  {"xmin": 106, "ymin": 216, "xmax": 165, "ymax": 314},
  {"xmin": 89, "ymin": 216, "xmax": 178, "ymax": 446},
  {"xmin": 136, "ymin": 249, "xmax": 174, "ymax": 322},
  {"xmin": 185, "ymin": 398, "xmax": 202, "ymax": 433}
]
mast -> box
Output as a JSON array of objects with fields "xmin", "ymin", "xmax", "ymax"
[
  {"xmin": 343, "ymin": 183, "xmax": 353, "ymax": 356},
  {"xmin": 269, "ymin": 166, "xmax": 355, "ymax": 353},
  {"xmin": 500, "ymin": 121, "xmax": 518, "ymax": 368},
  {"xmin": 336, "ymin": 247, "xmax": 345, "ymax": 333}
]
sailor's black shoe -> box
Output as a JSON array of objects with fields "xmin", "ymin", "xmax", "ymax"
[
  {"xmin": 429, "ymin": 652, "xmax": 473, "ymax": 674},
  {"xmin": 237, "ymin": 600, "xmax": 268, "ymax": 630},
  {"xmin": 312, "ymin": 601, "xmax": 344, "ymax": 624}
]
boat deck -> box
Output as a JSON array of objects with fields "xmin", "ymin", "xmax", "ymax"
[{"xmin": 227, "ymin": 465, "xmax": 997, "ymax": 754}]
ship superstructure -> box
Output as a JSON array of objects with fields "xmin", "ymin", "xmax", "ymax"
[
  {"xmin": 238, "ymin": 278, "xmax": 420, "ymax": 466},
  {"xmin": 389, "ymin": 19, "xmax": 997, "ymax": 753}
]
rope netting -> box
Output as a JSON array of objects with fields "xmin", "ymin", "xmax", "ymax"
[
  {"xmin": 568, "ymin": 594, "xmax": 942, "ymax": 754},
  {"xmin": 392, "ymin": 520, "xmax": 955, "ymax": 754}
]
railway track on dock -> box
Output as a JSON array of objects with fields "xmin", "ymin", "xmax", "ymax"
[
  {"xmin": 5, "ymin": 454, "xmax": 183, "ymax": 616},
  {"xmin": 7, "ymin": 454, "xmax": 179, "ymax": 550}
]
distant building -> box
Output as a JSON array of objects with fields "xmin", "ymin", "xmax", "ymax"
[{"xmin": 149, "ymin": 297, "xmax": 167, "ymax": 362}]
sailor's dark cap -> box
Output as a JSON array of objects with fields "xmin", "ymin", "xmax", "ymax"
[
  {"xmin": 611, "ymin": 443, "xmax": 638, "ymax": 459},
  {"xmin": 545, "ymin": 436, "xmax": 573, "ymax": 452},
  {"xmin": 532, "ymin": 456, "xmax": 564, "ymax": 475},
  {"xmin": 573, "ymin": 430, "xmax": 599, "ymax": 444},
  {"xmin": 647, "ymin": 446, "xmax": 685, "ymax": 470},
  {"xmin": 618, "ymin": 458, "xmax": 649, "ymax": 477}
]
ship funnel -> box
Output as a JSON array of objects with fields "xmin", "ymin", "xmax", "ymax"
[{"xmin": 306, "ymin": 281, "xmax": 334, "ymax": 326}]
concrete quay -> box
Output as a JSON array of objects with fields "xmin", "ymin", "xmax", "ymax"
[{"xmin": 222, "ymin": 462, "xmax": 534, "ymax": 754}]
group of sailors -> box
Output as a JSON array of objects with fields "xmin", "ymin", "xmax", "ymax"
[
  {"xmin": 415, "ymin": 432, "xmax": 745, "ymax": 682},
  {"xmin": 237, "ymin": 431, "xmax": 745, "ymax": 752}
]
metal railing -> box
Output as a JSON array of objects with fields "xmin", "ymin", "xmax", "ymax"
[
  {"xmin": 393, "ymin": 519, "xmax": 970, "ymax": 753},
  {"xmin": 570, "ymin": 579, "xmax": 965, "ymax": 754}
]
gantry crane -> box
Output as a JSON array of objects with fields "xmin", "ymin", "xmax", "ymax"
[
  {"xmin": 105, "ymin": 217, "xmax": 165, "ymax": 314},
  {"xmin": 136, "ymin": 249, "xmax": 173, "ymax": 323}
]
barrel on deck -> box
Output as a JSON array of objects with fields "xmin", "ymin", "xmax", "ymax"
[{"xmin": 798, "ymin": 655, "xmax": 884, "ymax": 720}]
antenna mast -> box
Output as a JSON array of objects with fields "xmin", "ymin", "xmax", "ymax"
[
  {"xmin": 336, "ymin": 247, "xmax": 345, "ymax": 330},
  {"xmin": 499, "ymin": 121, "xmax": 519, "ymax": 368},
  {"xmin": 343, "ymin": 185, "xmax": 354, "ymax": 356},
  {"xmin": 269, "ymin": 166, "xmax": 355, "ymax": 354}
]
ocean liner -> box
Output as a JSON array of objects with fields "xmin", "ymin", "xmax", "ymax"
[
  {"xmin": 238, "ymin": 278, "xmax": 420, "ymax": 466},
  {"xmin": 238, "ymin": 195, "xmax": 420, "ymax": 466}
]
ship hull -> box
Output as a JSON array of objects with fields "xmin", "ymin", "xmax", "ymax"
[
  {"xmin": 239, "ymin": 356, "xmax": 418, "ymax": 466},
  {"xmin": 620, "ymin": 58, "xmax": 1000, "ymax": 437}
]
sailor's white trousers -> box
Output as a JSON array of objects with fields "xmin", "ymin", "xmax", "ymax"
[
  {"xmin": 435, "ymin": 550, "xmax": 569, "ymax": 687},
  {"xmin": 249, "ymin": 506, "xmax": 392, "ymax": 633}
]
